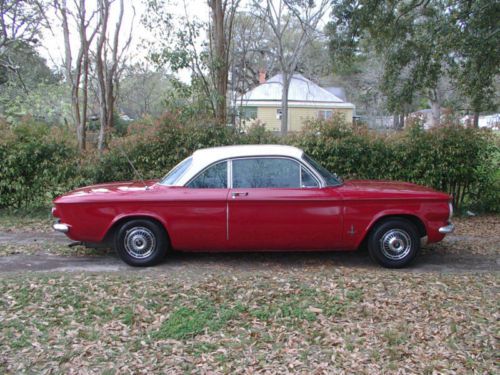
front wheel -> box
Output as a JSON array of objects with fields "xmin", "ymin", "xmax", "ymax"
[
  {"xmin": 367, "ymin": 219, "xmax": 420, "ymax": 268},
  {"xmin": 114, "ymin": 219, "xmax": 168, "ymax": 267}
]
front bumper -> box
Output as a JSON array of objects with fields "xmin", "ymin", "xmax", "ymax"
[
  {"xmin": 53, "ymin": 223, "xmax": 70, "ymax": 233},
  {"xmin": 438, "ymin": 223, "xmax": 455, "ymax": 234}
]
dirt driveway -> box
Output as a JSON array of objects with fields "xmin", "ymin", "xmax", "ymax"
[{"xmin": 0, "ymin": 215, "xmax": 498, "ymax": 275}]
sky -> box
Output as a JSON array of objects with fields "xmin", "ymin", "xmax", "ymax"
[
  {"xmin": 38, "ymin": 0, "xmax": 329, "ymax": 83},
  {"xmin": 39, "ymin": 0, "xmax": 213, "ymax": 82}
]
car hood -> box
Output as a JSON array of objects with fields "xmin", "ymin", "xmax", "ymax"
[
  {"xmin": 54, "ymin": 179, "xmax": 160, "ymax": 201},
  {"xmin": 340, "ymin": 179, "xmax": 450, "ymax": 199}
]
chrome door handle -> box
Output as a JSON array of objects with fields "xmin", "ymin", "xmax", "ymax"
[{"xmin": 231, "ymin": 192, "xmax": 248, "ymax": 198}]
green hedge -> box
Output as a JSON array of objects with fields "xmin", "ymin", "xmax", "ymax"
[{"xmin": 0, "ymin": 115, "xmax": 498, "ymax": 213}]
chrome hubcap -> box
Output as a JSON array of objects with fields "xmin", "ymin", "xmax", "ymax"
[
  {"xmin": 380, "ymin": 229, "xmax": 412, "ymax": 261},
  {"xmin": 124, "ymin": 227, "xmax": 156, "ymax": 259}
]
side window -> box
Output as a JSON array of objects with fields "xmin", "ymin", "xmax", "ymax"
[
  {"xmin": 232, "ymin": 158, "xmax": 301, "ymax": 188},
  {"xmin": 187, "ymin": 161, "xmax": 227, "ymax": 188},
  {"xmin": 301, "ymin": 167, "xmax": 319, "ymax": 188}
]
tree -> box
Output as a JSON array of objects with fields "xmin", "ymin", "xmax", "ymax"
[
  {"xmin": 118, "ymin": 63, "xmax": 173, "ymax": 118},
  {"xmin": 208, "ymin": 0, "xmax": 240, "ymax": 125},
  {"xmin": 251, "ymin": 0, "xmax": 328, "ymax": 135},
  {"xmin": 95, "ymin": 0, "xmax": 132, "ymax": 153},
  {"xmin": 144, "ymin": 0, "xmax": 240, "ymax": 124},
  {"xmin": 449, "ymin": 0, "xmax": 500, "ymax": 127},
  {"xmin": 54, "ymin": 0, "xmax": 98, "ymax": 150},
  {"xmin": 0, "ymin": 0, "xmax": 47, "ymax": 86},
  {"xmin": 328, "ymin": 0, "xmax": 500, "ymax": 128}
]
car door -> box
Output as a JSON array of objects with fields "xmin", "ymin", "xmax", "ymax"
[
  {"xmin": 227, "ymin": 157, "xmax": 343, "ymax": 250},
  {"xmin": 166, "ymin": 161, "xmax": 230, "ymax": 251}
]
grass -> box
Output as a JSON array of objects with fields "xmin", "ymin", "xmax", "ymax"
[
  {"xmin": 0, "ymin": 271, "xmax": 497, "ymax": 373},
  {"xmin": 0, "ymin": 207, "xmax": 52, "ymax": 232}
]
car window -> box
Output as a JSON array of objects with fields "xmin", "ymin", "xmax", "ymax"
[
  {"xmin": 302, "ymin": 154, "xmax": 342, "ymax": 186},
  {"xmin": 232, "ymin": 158, "xmax": 302, "ymax": 188},
  {"xmin": 301, "ymin": 167, "xmax": 319, "ymax": 188},
  {"xmin": 161, "ymin": 157, "xmax": 193, "ymax": 185},
  {"xmin": 187, "ymin": 161, "xmax": 227, "ymax": 188}
]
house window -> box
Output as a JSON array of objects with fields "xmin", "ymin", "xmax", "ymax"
[
  {"xmin": 240, "ymin": 106, "xmax": 257, "ymax": 120},
  {"xmin": 276, "ymin": 108, "xmax": 283, "ymax": 120},
  {"xmin": 318, "ymin": 110, "xmax": 333, "ymax": 120}
]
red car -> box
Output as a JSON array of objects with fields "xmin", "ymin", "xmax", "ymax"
[{"xmin": 52, "ymin": 145, "xmax": 454, "ymax": 268}]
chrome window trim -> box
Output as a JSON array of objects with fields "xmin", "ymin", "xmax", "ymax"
[
  {"xmin": 183, "ymin": 155, "xmax": 326, "ymax": 189},
  {"xmin": 228, "ymin": 155, "xmax": 323, "ymax": 189}
]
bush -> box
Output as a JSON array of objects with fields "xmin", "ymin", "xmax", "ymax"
[
  {"xmin": 0, "ymin": 114, "xmax": 497, "ymax": 213},
  {"xmin": 0, "ymin": 120, "xmax": 87, "ymax": 208},
  {"xmin": 293, "ymin": 115, "xmax": 498, "ymax": 212}
]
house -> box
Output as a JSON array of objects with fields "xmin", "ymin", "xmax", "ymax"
[{"xmin": 236, "ymin": 73, "xmax": 355, "ymax": 132}]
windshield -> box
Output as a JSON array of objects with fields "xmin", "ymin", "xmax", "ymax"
[
  {"xmin": 160, "ymin": 156, "xmax": 193, "ymax": 185},
  {"xmin": 302, "ymin": 154, "xmax": 342, "ymax": 186}
]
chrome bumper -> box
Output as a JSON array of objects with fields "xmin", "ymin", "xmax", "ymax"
[
  {"xmin": 53, "ymin": 223, "xmax": 70, "ymax": 233},
  {"xmin": 439, "ymin": 223, "xmax": 455, "ymax": 234}
]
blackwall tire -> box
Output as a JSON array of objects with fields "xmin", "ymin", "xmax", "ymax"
[
  {"xmin": 367, "ymin": 219, "xmax": 420, "ymax": 268},
  {"xmin": 114, "ymin": 219, "xmax": 167, "ymax": 267}
]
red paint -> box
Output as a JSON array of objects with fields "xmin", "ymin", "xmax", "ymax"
[{"xmin": 52, "ymin": 178, "xmax": 451, "ymax": 251}]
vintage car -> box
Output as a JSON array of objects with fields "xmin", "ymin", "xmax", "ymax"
[{"xmin": 52, "ymin": 145, "xmax": 454, "ymax": 268}]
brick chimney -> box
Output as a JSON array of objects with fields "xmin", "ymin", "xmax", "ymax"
[{"xmin": 258, "ymin": 68, "xmax": 266, "ymax": 84}]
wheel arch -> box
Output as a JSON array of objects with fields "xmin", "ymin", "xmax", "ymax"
[
  {"xmin": 103, "ymin": 214, "xmax": 171, "ymax": 246},
  {"xmin": 358, "ymin": 214, "xmax": 427, "ymax": 249}
]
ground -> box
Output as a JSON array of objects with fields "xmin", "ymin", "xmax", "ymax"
[{"xmin": 0, "ymin": 212, "xmax": 498, "ymax": 374}]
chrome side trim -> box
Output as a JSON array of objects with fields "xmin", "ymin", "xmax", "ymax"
[
  {"xmin": 226, "ymin": 200, "xmax": 229, "ymax": 241},
  {"xmin": 53, "ymin": 223, "xmax": 70, "ymax": 233},
  {"xmin": 438, "ymin": 224, "xmax": 455, "ymax": 234}
]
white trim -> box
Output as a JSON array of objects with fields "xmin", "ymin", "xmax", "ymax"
[{"xmin": 240, "ymin": 100, "xmax": 355, "ymax": 109}]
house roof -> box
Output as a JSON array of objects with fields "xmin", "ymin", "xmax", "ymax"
[
  {"xmin": 323, "ymin": 87, "xmax": 347, "ymax": 102},
  {"xmin": 238, "ymin": 73, "xmax": 355, "ymax": 109}
]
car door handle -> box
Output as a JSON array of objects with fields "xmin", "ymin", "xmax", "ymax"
[{"xmin": 231, "ymin": 192, "xmax": 249, "ymax": 198}]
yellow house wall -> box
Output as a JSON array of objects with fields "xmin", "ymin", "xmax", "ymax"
[
  {"xmin": 256, "ymin": 107, "xmax": 282, "ymax": 132},
  {"xmin": 255, "ymin": 106, "xmax": 353, "ymax": 132},
  {"xmin": 289, "ymin": 107, "xmax": 353, "ymax": 131}
]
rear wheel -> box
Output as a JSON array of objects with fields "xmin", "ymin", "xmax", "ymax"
[
  {"xmin": 367, "ymin": 219, "xmax": 420, "ymax": 268},
  {"xmin": 114, "ymin": 219, "xmax": 167, "ymax": 267}
]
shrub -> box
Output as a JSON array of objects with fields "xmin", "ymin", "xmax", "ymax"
[
  {"xmin": 0, "ymin": 120, "xmax": 86, "ymax": 208},
  {"xmin": 0, "ymin": 114, "xmax": 497, "ymax": 213}
]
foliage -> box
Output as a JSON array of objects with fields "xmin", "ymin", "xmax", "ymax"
[
  {"xmin": 293, "ymin": 114, "xmax": 498, "ymax": 212},
  {"xmin": 0, "ymin": 115, "xmax": 497, "ymax": 212},
  {"xmin": 0, "ymin": 120, "xmax": 89, "ymax": 208},
  {"xmin": 327, "ymin": 0, "xmax": 500, "ymax": 118}
]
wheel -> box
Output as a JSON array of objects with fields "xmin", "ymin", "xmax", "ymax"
[
  {"xmin": 367, "ymin": 219, "xmax": 420, "ymax": 268},
  {"xmin": 114, "ymin": 219, "xmax": 168, "ymax": 267}
]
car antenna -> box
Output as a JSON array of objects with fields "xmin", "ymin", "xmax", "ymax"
[{"xmin": 117, "ymin": 145, "xmax": 150, "ymax": 190}]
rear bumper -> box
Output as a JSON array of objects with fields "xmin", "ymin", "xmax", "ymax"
[
  {"xmin": 53, "ymin": 223, "xmax": 70, "ymax": 233},
  {"xmin": 438, "ymin": 223, "xmax": 455, "ymax": 234}
]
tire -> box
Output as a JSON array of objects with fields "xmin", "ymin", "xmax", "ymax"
[
  {"xmin": 114, "ymin": 219, "xmax": 168, "ymax": 267},
  {"xmin": 367, "ymin": 219, "xmax": 420, "ymax": 268}
]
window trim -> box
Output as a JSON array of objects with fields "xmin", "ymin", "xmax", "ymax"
[
  {"xmin": 183, "ymin": 155, "xmax": 326, "ymax": 189},
  {"xmin": 318, "ymin": 109, "xmax": 334, "ymax": 120},
  {"xmin": 228, "ymin": 156, "xmax": 322, "ymax": 189}
]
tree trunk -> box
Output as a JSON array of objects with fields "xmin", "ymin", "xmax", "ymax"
[
  {"xmin": 209, "ymin": 0, "xmax": 230, "ymax": 125},
  {"xmin": 473, "ymin": 112, "xmax": 479, "ymax": 128},
  {"xmin": 430, "ymin": 100, "xmax": 441, "ymax": 127},
  {"xmin": 280, "ymin": 73, "xmax": 290, "ymax": 135}
]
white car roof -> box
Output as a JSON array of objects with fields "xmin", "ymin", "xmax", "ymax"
[
  {"xmin": 172, "ymin": 145, "xmax": 305, "ymax": 186},
  {"xmin": 193, "ymin": 144, "xmax": 303, "ymax": 163}
]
